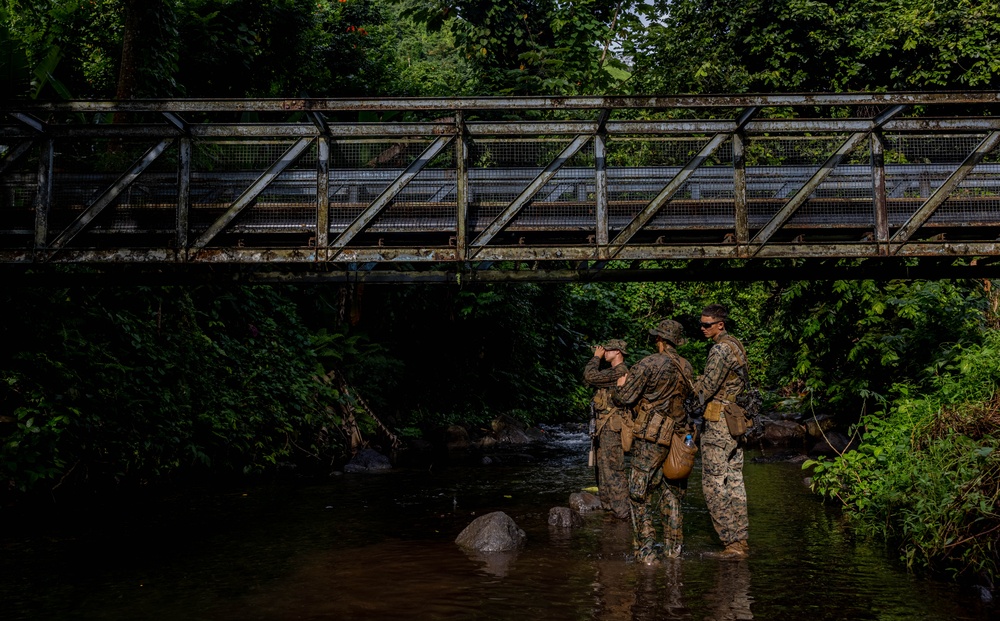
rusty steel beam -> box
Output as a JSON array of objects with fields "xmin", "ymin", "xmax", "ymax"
[
  {"xmin": 0, "ymin": 140, "xmax": 36, "ymax": 176},
  {"xmin": 8, "ymin": 118, "xmax": 1000, "ymax": 142},
  {"xmin": 455, "ymin": 112, "xmax": 469, "ymax": 261},
  {"xmin": 32, "ymin": 139, "xmax": 53, "ymax": 250},
  {"xmin": 6, "ymin": 258, "xmax": 1000, "ymax": 286},
  {"xmin": 316, "ymin": 136, "xmax": 330, "ymax": 250},
  {"xmin": 5, "ymin": 92, "xmax": 999, "ymax": 115},
  {"xmin": 177, "ymin": 137, "xmax": 191, "ymax": 251},
  {"xmin": 4, "ymin": 239, "xmax": 1000, "ymax": 267}
]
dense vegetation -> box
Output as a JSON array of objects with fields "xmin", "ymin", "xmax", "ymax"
[{"xmin": 2, "ymin": 0, "xmax": 999, "ymax": 586}]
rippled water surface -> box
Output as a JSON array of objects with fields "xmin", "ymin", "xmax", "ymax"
[{"xmin": 1, "ymin": 428, "xmax": 995, "ymax": 620}]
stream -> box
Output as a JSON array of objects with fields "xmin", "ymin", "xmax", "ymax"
[{"xmin": 0, "ymin": 427, "xmax": 995, "ymax": 620}]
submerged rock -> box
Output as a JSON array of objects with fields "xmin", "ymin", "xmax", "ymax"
[
  {"xmin": 343, "ymin": 448, "xmax": 392, "ymax": 473},
  {"xmin": 455, "ymin": 511, "xmax": 526, "ymax": 552},
  {"xmin": 548, "ymin": 506, "xmax": 584, "ymax": 528},
  {"xmin": 568, "ymin": 491, "xmax": 602, "ymax": 513}
]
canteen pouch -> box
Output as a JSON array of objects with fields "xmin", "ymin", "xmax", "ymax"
[
  {"xmin": 621, "ymin": 415, "xmax": 634, "ymax": 452},
  {"xmin": 724, "ymin": 402, "xmax": 749, "ymax": 438}
]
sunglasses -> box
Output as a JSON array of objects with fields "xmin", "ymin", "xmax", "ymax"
[{"xmin": 699, "ymin": 321, "xmax": 721, "ymax": 329}]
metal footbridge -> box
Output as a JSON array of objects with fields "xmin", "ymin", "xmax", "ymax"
[{"xmin": 3, "ymin": 92, "xmax": 1000, "ymax": 282}]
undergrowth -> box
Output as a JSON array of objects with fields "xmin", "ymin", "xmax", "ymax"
[{"xmin": 805, "ymin": 329, "xmax": 1000, "ymax": 583}]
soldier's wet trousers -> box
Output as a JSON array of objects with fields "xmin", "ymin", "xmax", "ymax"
[
  {"xmin": 596, "ymin": 424, "xmax": 630, "ymax": 519},
  {"xmin": 701, "ymin": 416, "xmax": 749, "ymax": 546},
  {"xmin": 628, "ymin": 438, "xmax": 686, "ymax": 562}
]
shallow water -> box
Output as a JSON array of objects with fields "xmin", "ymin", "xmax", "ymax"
[{"xmin": 1, "ymin": 428, "xmax": 995, "ymax": 620}]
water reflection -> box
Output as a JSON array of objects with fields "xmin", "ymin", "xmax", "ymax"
[
  {"xmin": 463, "ymin": 549, "xmax": 521, "ymax": 578},
  {"xmin": 0, "ymin": 432, "xmax": 995, "ymax": 620},
  {"xmin": 703, "ymin": 561, "xmax": 753, "ymax": 621}
]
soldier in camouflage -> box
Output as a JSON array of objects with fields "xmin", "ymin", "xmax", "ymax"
[
  {"xmin": 583, "ymin": 339, "xmax": 631, "ymax": 519},
  {"xmin": 613, "ymin": 320, "xmax": 694, "ymax": 564},
  {"xmin": 694, "ymin": 303, "xmax": 751, "ymax": 559}
]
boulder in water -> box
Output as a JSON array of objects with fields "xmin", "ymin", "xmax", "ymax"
[
  {"xmin": 762, "ymin": 419, "xmax": 807, "ymax": 445},
  {"xmin": 455, "ymin": 511, "xmax": 526, "ymax": 552}
]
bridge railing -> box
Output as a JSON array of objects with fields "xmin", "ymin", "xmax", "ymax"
[{"xmin": 2, "ymin": 94, "xmax": 1000, "ymax": 278}]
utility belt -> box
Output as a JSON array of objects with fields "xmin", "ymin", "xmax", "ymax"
[{"xmin": 632, "ymin": 399, "xmax": 683, "ymax": 446}]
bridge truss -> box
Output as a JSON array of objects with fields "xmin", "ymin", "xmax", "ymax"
[{"xmin": 3, "ymin": 93, "xmax": 1000, "ymax": 282}]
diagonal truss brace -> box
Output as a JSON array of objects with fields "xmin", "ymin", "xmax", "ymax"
[
  {"xmin": 192, "ymin": 137, "xmax": 314, "ymax": 249},
  {"xmin": 890, "ymin": 130, "xmax": 1000, "ymax": 251},
  {"xmin": 609, "ymin": 133, "xmax": 730, "ymax": 255},
  {"xmin": 749, "ymin": 132, "xmax": 869, "ymax": 253},
  {"xmin": 750, "ymin": 105, "xmax": 908, "ymax": 254},
  {"xmin": 49, "ymin": 139, "xmax": 175, "ymax": 251},
  {"xmin": 0, "ymin": 140, "xmax": 36, "ymax": 176},
  {"xmin": 330, "ymin": 134, "xmax": 455, "ymax": 253},
  {"xmin": 469, "ymin": 133, "xmax": 593, "ymax": 254}
]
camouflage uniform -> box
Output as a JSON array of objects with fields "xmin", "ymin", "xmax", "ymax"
[
  {"xmin": 614, "ymin": 324, "xmax": 694, "ymax": 563},
  {"xmin": 694, "ymin": 329, "xmax": 750, "ymax": 549},
  {"xmin": 583, "ymin": 352, "xmax": 630, "ymax": 519}
]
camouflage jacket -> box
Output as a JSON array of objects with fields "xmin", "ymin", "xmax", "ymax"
[
  {"xmin": 694, "ymin": 330, "xmax": 747, "ymax": 405},
  {"xmin": 583, "ymin": 357, "xmax": 628, "ymax": 420},
  {"xmin": 612, "ymin": 346, "xmax": 693, "ymax": 418}
]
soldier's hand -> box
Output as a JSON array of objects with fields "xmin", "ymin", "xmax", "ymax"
[
  {"xmin": 616, "ymin": 374, "xmax": 627, "ymax": 387},
  {"xmin": 594, "ymin": 345, "xmax": 606, "ymax": 357}
]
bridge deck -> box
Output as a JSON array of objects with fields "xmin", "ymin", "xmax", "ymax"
[{"xmin": 3, "ymin": 94, "xmax": 1000, "ymax": 280}]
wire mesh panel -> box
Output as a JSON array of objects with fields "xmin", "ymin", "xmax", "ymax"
[
  {"xmin": 0, "ymin": 142, "xmax": 39, "ymax": 242},
  {"xmin": 468, "ymin": 137, "xmax": 585, "ymax": 233},
  {"xmin": 883, "ymin": 133, "xmax": 989, "ymax": 227},
  {"xmin": 191, "ymin": 139, "xmax": 318, "ymax": 238},
  {"xmin": 51, "ymin": 139, "xmax": 178, "ymax": 244},
  {"xmin": 789, "ymin": 138, "xmax": 873, "ymax": 228},
  {"xmin": 328, "ymin": 138, "xmax": 457, "ymax": 233},
  {"xmin": 934, "ymin": 136, "xmax": 1000, "ymax": 227},
  {"xmin": 606, "ymin": 136, "xmax": 733, "ymax": 232}
]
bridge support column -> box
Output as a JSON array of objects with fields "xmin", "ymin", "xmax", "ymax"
[
  {"xmin": 177, "ymin": 137, "xmax": 191, "ymax": 256},
  {"xmin": 33, "ymin": 139, "xmax": 53, "ymax": 251},
  {"xmin": 871, "ymin": 132, "xmax": 889, "ymax": 255},
  {"xmin": 456, "ymin": 111, "xmax": 468, "ymax": 262},
  {"xmin": 733, "ymin": 131, "xmax": 748, "ymax": 255},
  {"xmin": 317, "ymin": 136, "xmax": 330, "ymax": 252},
  {"xmin": 595, "ymin": 122, "xmax": 609, "ymax": 251}
]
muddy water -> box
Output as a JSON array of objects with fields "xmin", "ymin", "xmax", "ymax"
[{"xmin": 0, "ymin": 428, "xmax": 994, "ymax": 620}]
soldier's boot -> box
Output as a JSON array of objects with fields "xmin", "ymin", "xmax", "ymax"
[{"xmin": 703, "ymin": 540, "xmax": 749, "ymax": 560}]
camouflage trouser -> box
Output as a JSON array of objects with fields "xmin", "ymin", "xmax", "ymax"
[
  {"xmin": 701, "ymin": 416, "xmax": 749, "ymax": 546},
  {"xmin": 628, "ymin": 438, "xmax": 686, "ymax": 562},
  {"xmin": 596, "ymin": 424, "xmax": 630, "ymax": 519}
]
